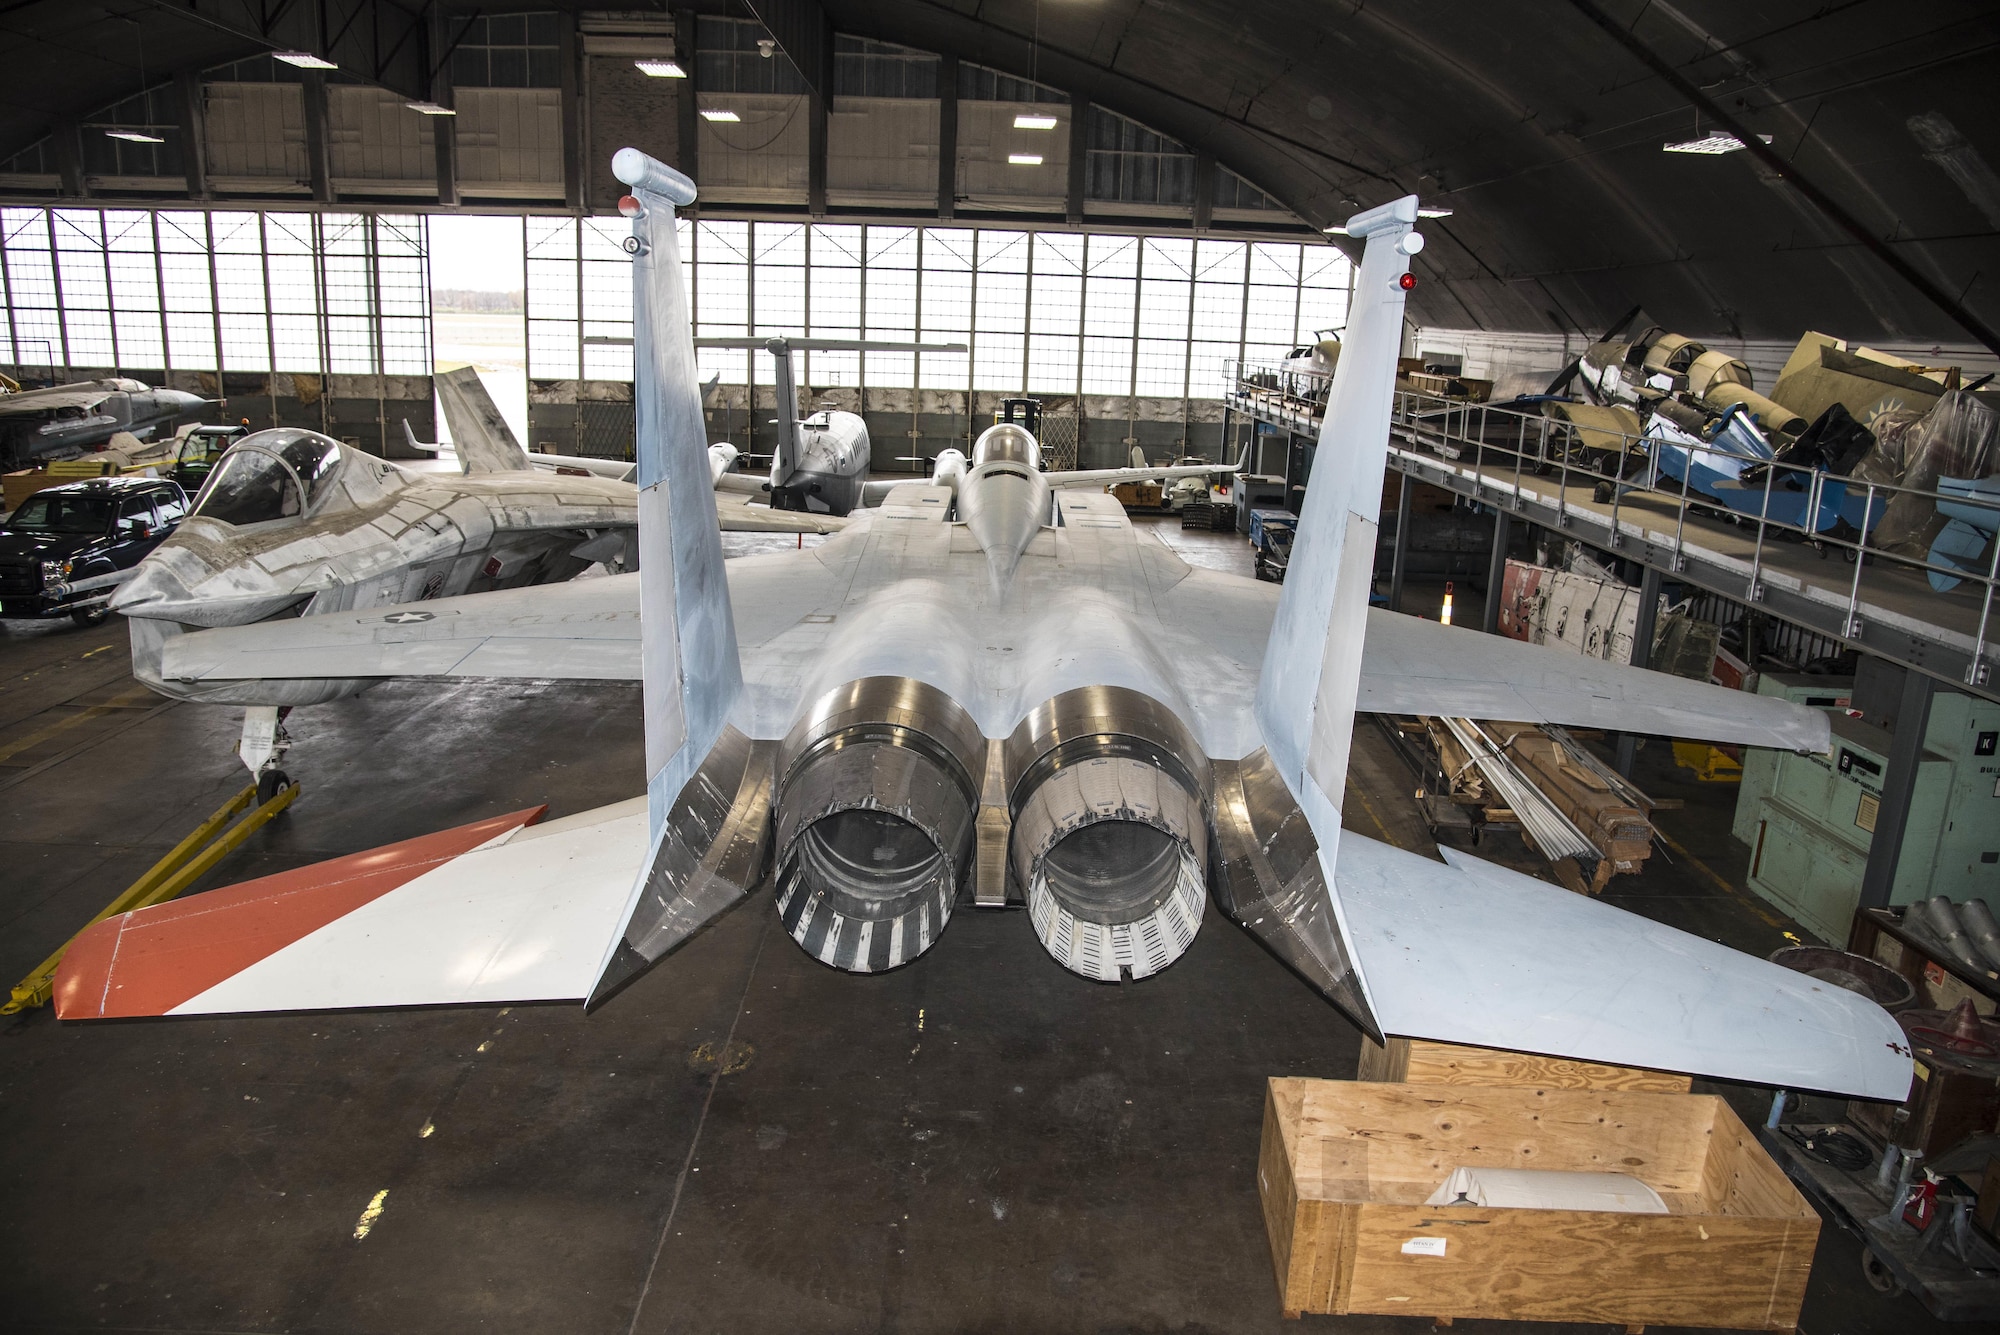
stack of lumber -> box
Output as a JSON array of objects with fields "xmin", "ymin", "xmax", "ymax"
[{"xmin": 1486, "ymin": 721, "xmax": 1655, "ymax": 892}]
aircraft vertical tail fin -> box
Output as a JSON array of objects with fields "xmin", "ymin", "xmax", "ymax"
[
  {"xmin": 587, "ymin": 149, "xmax": 757, "ymax": 1007},
  {"xmin": 434, "ymin": 366, "xmax": 532, "ymax": 473},
  {"xmin": 766, "ymin": 338, "xmax": 802, "ymax": 492},
  {"xmin": 1211, "ymin": 197, "xmax": 1419, "ymax": 1038},
  {"xmin": 1252, "ymin": 196, "xmax": 1419, "ymax": 862}
]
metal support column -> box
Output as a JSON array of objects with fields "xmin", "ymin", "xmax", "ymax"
[
  {"xmin": 430, "ymin": 7, "xmax": 458, "ymax": 207},
  {"xmin": 1615, "ymin": 564, "xmax": 1664, "ymax": 777},
  {"xmin": 1860, "ymin": 667, "xmax": 1937, "ymax": 909},
  {"xmin": 936, "ymin": 56, "xmax": 957, "ymax": 219},
  {"xmin": 302, "ymin": 70, "xmax": 334, "ymax": 203},
  {"xmin": 558, "ymin": 15, "xmax": 582, "ymax": 210},
  {"xmin": 807, "ymin": 88, "xmax": 828, "ymax": 217},
  {"xmin": 674, "ymin": 3, "xmax": 699, "ymax": 189},
  {"xmin": 1065, "ymin": 92, "xmax": 1088, "ymax": 225},
  {"xmin": 175, "ymin": 71, "xmax": 210, "ymax": 200},
  {"xmin": 1481, "ymin": 508, "xmax": 1511, "ymax": 635},
  {"xmin": 1388, "ymin": 471, "xmax": 1412, "ymax": 613}
]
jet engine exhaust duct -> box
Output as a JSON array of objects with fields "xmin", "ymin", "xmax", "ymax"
[
  {"xmin": 1006, "ymin": 687, "xmax": 1210, "ymax": 982},
  {"xmin": 774, "ymin": 678, "xmax": 983, "ymax": 972}
]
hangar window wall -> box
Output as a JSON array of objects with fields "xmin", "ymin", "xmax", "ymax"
[
  {"xmin": 0, "ymin": 206, "xmax": 430, "ymax": 377},
  {"xmin": 522, "ymin": 218, "xmax": 1350, "ymax": 399}
]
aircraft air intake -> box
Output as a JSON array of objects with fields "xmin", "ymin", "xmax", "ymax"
[
  {"xmin": 1005, "ymin": 688, "xmax": 1209, "ymax": 982},
  {"xmin": 773, "ymin": 678, "xmax": 984, "ymax": 972}
]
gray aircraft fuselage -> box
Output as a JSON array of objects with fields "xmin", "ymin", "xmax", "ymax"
[
  {"xmin": 769, "ymin": 409, "xmax": 869, "ymax": 514},
  {"xmin": 0, "ymin": 379, "xmax": 208, "ymax": 468},
  {"xmin": 114, "ymin": 428, "xmax": 635, "ymax": 707}
]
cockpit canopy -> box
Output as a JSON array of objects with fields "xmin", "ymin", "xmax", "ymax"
[
  {"xmin": 972, "ymin": 423, "xmax": 1039, "ymax": 471},
  {"xmin": 191, "ymin": 429, "xmax": 343, "ymax": 527}
]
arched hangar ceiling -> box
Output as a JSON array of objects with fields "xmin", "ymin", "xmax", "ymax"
[
  {"xmin": 829, "ymin": 0, "xmax": 2000, "ymax": 351},
  {"xmin": 2, "ymin": 0, "xmax": 1995, "ymax": 350}
]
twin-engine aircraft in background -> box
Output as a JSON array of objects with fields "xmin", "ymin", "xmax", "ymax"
[{"xmin": 54, "ymin": 150, "xmax": 1909, "ymax": 1107}]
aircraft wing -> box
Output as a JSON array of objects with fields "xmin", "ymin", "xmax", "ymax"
[
  {"xmin": 716, "ymin": 491, "xmax": 848, "ymax": 533},
  {"xmin": 1353, "ymin": 607, "xmax": 1828, "ymax": 750},
  {"xmin": 524, "ymin": 451, "xmax": 637, "ymax": 482},
  {"xmin": 1333, "ymin": 833, "xmax": 1909, "ymax": 1098},
  {"xmin": 55, "ymin": 800, "xmax": 647, "ymax": 1017},
  {"xmin": 160, "ymin": 574, "xmax": 646, "ymax": 685},
  {"xmin": 714, "ymin": 472, "xmax": 769, "ymax": 496},
  {"xmin": 0, "ymin": 384, "xmax": 114, "ymax": 415},
  {"xmin": 1044, "ymin": 463, "xmax": 1234, "ymax": 488}
]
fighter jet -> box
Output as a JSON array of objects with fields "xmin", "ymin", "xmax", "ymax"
[
  {"xmin": 0, "ymin": 377, "xmax": 209, "ymax": 470},
  {"xmin": 406, "ymin": 363, "xmax": 852, "ymax": 535},
  {"xmin": 53, "ymin": 153, "xmax": 1909, "ymax": 1108}
]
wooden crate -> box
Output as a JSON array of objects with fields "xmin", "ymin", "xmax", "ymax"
[
  {"xmin": 1358, "ymin": 1036, "xmax": 1693, "ymax": 1093},
  {"xmin": 1259, "ymin": 1079, "xmax": 1818, "ymax": 1329}
]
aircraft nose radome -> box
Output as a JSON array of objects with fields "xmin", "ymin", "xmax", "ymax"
[{"xmin": 109, "ymin": 560, "xmax": 199, "ymax": 618}]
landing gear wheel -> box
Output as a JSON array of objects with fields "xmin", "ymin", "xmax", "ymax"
[
  {"xmin": 69, "ymin": 604, "xmax": 108, "ymax": 627},
  {"xmin": 1860, "ymin": 1247, "xmax": 1904, "ymax": 1296},
  {"xmin": 256, "ymin": 769, "xmax": 290, "ymax": 805}
]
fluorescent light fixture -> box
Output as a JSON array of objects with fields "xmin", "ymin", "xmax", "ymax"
[
  {"xmin": 1008, "ymin": 153, "xmax": 1044, "ymax": 166},
  {"xmin": 1417, "ymin": 207, "xmax": 1453, "ymax": 218},
  {"xmin": 405, "ymin": 101, "xmax": 456, "ymax": 116},
  {"xmin": 105, "ymin": 129, "xmax": 165, "ymax": 144},
  {"xmin": 700, "ymin": 108, "xmax": 741, "ymax": 122},
  {"xmin": 1322, "ymin": 225, "xmax": 1348, "ymax": 235},
  {"xmin": 1013, "ymin": 114, "xmax": 1058, "ymax": 130},
  {"xmin": 1663, "ymin": 132, "xmax": 1773, "ymax": 155},
  {"xmin": 635, "ymin": 59, "xmax": 685, "ymax": 78},
  {"xmin": 272, "ymin": 50, "xmax": 338, "ymax": 70}
]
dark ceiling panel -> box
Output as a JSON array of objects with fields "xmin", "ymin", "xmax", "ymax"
[{"xmin": 1, "ymin": 0, "xmax": 1993, "ymax": 347}]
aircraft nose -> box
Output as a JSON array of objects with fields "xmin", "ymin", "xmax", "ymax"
[{"xmin": 109, "ymin": 558, "xmax": 201, "ymax": 620}]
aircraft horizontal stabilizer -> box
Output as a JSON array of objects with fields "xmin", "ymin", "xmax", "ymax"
[
  {"xmin": 1333, "ymin": 833, "xmax": 1911, "ymax": 1100},
  {"xmin": 55, "ymin": 801, "xmax": 647, "ymax": 1018},
  {"xmin": 1356, "ymin": 609, "xmax": 1829, "ymax": 751},
  {"xmin": 1044, "ymin": 462, "xmax": 1238, "ymax": 489}
]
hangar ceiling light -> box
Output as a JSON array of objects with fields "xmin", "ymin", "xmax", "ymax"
[
  {"xmin": 1013, "ymin": 114, "xmax": 1058, "ymax": 130},
  {"xmin": 406, "ymin": 101, "xmax": 456, "ymax": 116},
  {"xmin": 700, "ymin": 109, "xmax": 741, "ymax": 122},
  {"xmin": 1663, "ymin": 132, "xmax": 1774, "ymax": 155},
  {"xmin": 105, "ymin": 129, "xmax": 165, "ymax": 144},
  {"xmin": 635, "ymin": 59, "xmax": 686, "ymax": 78},
  {"xmin": 272, "ymin": 51, "xmax": 339, "ymax": 70},
  {"xmin": 1008, "ymin": 154, "xmax": 1044, "ymax": 165}
]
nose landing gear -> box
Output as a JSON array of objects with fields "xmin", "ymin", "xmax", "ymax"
[{"xmin": 239, "ymin": 705, "xmax": 293, "ymax": 803}]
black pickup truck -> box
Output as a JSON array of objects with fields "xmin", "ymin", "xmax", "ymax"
[{"xmin": 0, "ymin": 476, "xmax": 188, "ymax": 624}]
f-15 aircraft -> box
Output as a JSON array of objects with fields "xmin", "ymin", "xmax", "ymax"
[
  {"xmin": 0, "ymin": 377, "xmax": 209, "ymax": 469},
  {"xmin": 54, "ymin": 152, "xmax": 1909, "ymax": 1106}
]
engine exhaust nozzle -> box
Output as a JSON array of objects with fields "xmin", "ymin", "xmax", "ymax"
[
  {"xmin": 773, "ymin": 677, "xmax": 984, "ymax": 972},
  {"xmin": 1006, "ymin": 687, "xmax": 1210, "ymax": 982}
]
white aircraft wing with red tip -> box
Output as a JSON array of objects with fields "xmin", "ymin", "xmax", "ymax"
[{"xmin": 54, "ymin": 799, "xmax": 646, "ymax": 1018}]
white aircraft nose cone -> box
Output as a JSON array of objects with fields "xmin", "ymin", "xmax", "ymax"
[{"xmin": 109, "ymin": 559, "xmax": 199, "ymax": 619}]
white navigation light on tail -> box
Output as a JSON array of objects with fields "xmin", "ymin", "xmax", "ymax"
[{"xmin": 57, "ymin": 166, "xmax": 1909, "ymax": 1105}]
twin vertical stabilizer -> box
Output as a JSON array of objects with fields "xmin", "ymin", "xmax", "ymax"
[
  {"xmin": 587, "ymin": 149, "xmax": 749, "ymax": 1002},
  {"xmin": 1253, "ymin": 196, "xmax": 1419, "ymax": 863}
]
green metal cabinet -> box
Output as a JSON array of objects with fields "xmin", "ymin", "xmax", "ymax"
[{"xmin": 1735, "ymin": 677, "xmax": 2000, "ymax": 944}]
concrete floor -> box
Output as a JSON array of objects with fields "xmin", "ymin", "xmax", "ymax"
[{"xmin": 0, "ymin": 516, "xmax": 1959, "ymax": 1334}]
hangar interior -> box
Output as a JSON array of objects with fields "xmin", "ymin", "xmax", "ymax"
[{"xmin": 2, "ymin": 2, "xmax": 1999, "ymax": 1333}]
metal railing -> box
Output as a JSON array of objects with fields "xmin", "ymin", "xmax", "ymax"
[{"xmin": 1224, "ymin": 359, "xmax": 2000, "ymax": 688}]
